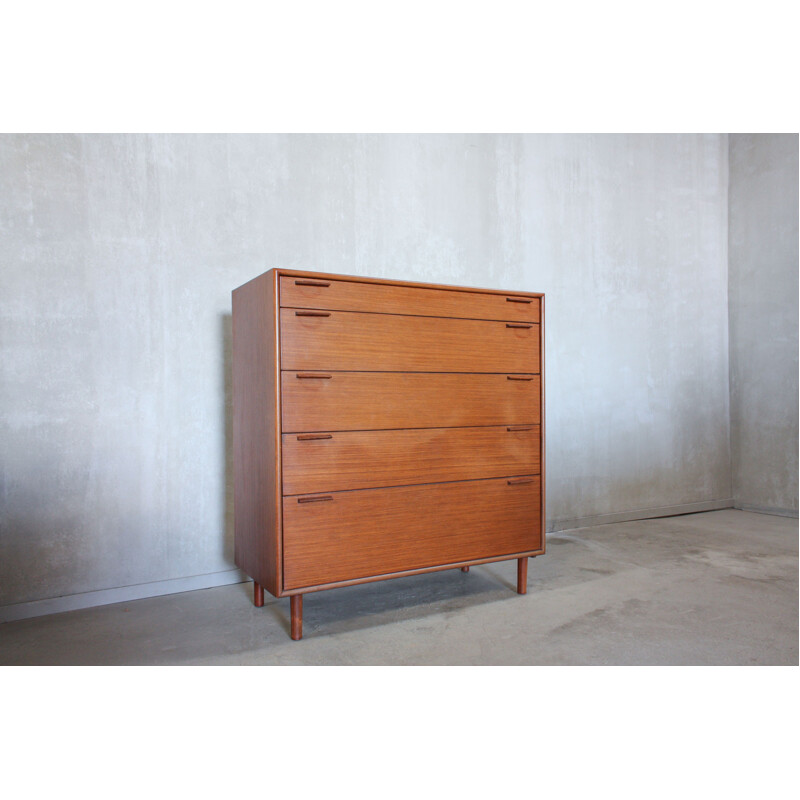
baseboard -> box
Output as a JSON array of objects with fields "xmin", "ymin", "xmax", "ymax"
[
  {"xmin": 549, "ymin": 497, "xmax": 736, "ymax": 533},
  {"xmin": 0, "ymin": 568, "xmax": 249, "ymax": 624},
  {"xmin": 734, "ymin": 503, "xmax": 799, "ymax": 519}
]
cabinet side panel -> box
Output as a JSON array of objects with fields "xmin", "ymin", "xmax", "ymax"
[{"xmin": 232, "ymin": 271, "xmax": 281, "ymax": 596}]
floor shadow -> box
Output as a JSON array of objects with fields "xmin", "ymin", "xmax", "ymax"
[{"xmin": 269, "ymin": 565, "xmax": 520, "ymax": 639}]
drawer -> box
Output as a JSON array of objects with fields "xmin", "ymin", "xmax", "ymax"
[
  {"xmin": 281, "ymin": 309, "xmax": 539, "ymax": 373},
  {"xmin": 283, "ymin": 475, "xmax": 542, "ymax": 589},
  {"xmin": 282, "ymin": 424, "xmax": 541, "ymax": 495},
  {"xmin": 280, "ymin": 275, "xmax": 539, "ymax": 323},
  {"xmin": 282, "ymin": 371, "xmax": 541, "ymax": 432}
]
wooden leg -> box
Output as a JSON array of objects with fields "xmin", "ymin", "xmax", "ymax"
[
  {"xmin": 461, "ymin": 566, "xmax": 470, "ymax": 572},
  {"xmin": 517, "ymin": 557, "xmax": 528, "ymax": 595},
  {"xmin": 253, "ymin": 581, "xmax": 264, "ymax": 607},
  {"xmin": 290, "ymin": 594, "xmax": 303, "ymax": 640}
]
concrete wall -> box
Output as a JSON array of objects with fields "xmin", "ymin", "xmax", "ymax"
[
  {"xmin": 728, "ymin": 134, "xmax": 799, "ymax": 515},
  {"xmin": 1, "ymin": 134, "xmax": 733, "ymax": 618},
  {"xmin": 520, "ymin": 135, "xmax": 731, "ymax": 527}
]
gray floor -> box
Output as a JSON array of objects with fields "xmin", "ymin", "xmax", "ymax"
[{"xmin": 1, "ymin": 509, "xmax": 797, "ymax": 665}]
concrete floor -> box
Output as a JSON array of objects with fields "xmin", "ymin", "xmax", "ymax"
[{"xmin": 0, "ymin": 509, "xmax": 796, "ymax": 665}]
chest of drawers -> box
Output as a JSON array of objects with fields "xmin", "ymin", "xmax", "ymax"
[{"xmin": 232, "ymin": 269, "xmax": 545, "ymax": 639}]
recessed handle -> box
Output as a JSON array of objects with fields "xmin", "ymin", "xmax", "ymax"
[
  {"xmin": 506, "ymin": 322, "xmax": 533, "ymax": 329},
  {"xmin": 295, "ymin": 280, "xmax": 330, "ymax": 287},
  {"xmin": 507, "ymin": 425, "xmax": 534, "ymax": 431},
  {"xmin": 296, "ymin": 433, "xmax": 333, "ymax": 441},
  {"xmin": 507, "ymin": 477, "xmax": 534, "ymax": 485},
  {"xmin": 295, "ymin": 310, "xmax": 331, "ymax": 317},
  {"xmin": 298, "ymin": 495, "xmax": 333, "ymax": 503},
  {"xmin": 296, "ymin": 373, "xmax": 332, "ymax": 379},
  {"xmin": 506, "ymin": 297, "xmax": 532, "ymax": 304},
  {"xmin": 507, "ymin": 375, "xmax": 534, "ymax": 381}
]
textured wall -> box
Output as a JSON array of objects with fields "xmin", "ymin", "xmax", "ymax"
[
  {"xmin": 728, "ymin": 133, "xmax": 799, "ymax": 514},
  {"xmin": 1, "ymin": 133, "xmax": 732, "ymax": 613},
  {"xmin": 520, "ymin": 135, "xmax": 731, "ymax": 524}
]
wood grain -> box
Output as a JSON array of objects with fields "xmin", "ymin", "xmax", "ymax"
[
  {"xmin": 290, "ymin": 594, "xmax": 303, "ymax": 640},
  {"xmin": 282, "ymin": 425, "xmax": 541, "ymax": 495},
  {"xmin": 232, "ymin": 270, "xmax": 282, "ymax": 597},
  {"xmin": 280, "ymin": 275, "xmax": 540, "ymax": 322},
  {"xmin": 275, "ymin": 267, "xmax": 544, "ymax": 300},
  {"xmin": 280, "ymin": 549, "xmax": 544, "ymax": 596},
  {"xmin": 282, "ymin": 476, "xmax": 542, "ymax": 589},
  {"xmin": 280, "ymin": 309, "xmax": 539, "ymax": 373},
  {"xmin": 517, "ymin": 557, "xmax": 528, "ymax": 595},
  {"xmin": 281, "ymin": 371, "xmax": 541, "ymax": 432},
  {"xmin": 232, "ymin": 268, "xmax": 545, "ymax": 633}
]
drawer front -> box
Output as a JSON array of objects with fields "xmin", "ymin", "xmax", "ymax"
[
  {"xmin": 283, "ymin": 476, "xmax": 542, "ymax": 589},
  {"xmin": 280, "ymin": 276, "xmax": 540, "ymax": 323},
  {"xmin": 282, "ymin": 424, "xmax": 541, "ymax": 495},
  {"xmin": 280, "ymin": 309, "xmax": 539, "ymax": 373},
  {"xmin": 282, "ymin": 372, "xmax": 540, "ymax": 432}
]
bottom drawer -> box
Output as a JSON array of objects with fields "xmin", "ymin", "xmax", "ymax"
[{"xmin": 282, "ymin": 476, "xmax": 542, "ymax": 590}]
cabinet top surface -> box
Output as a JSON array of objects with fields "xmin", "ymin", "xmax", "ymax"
[{"xmin": 235, "ymin": 268, "xmax": 544, "ymax": 299}]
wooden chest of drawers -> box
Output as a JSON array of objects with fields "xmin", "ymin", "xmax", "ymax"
[{"xmin": 232, "ymin": 269, "xmax": 545, "ymax": 639}]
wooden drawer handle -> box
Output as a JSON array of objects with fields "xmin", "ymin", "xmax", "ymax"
[
  {"xmin": 297, "ymin": 495, "xmax": 333, "ymax": 503},
  {"xmin": 506, "ymin": 322, "xmax": 533, "ymax": 329},
  {"xmin": 506, "ymin": 297, "xmax": 532, "ymax": 304},
  {"xmin": 507, "ymin": 477, "xmax": 534, "ymax": 485},
  {"xmin": 295, "ymin": 310, "xmax": 331, "ymax": 317},
  {"xmin": 296, "ymin": 373, "xmax": 332, "ymax": 379},
  {"xmin": 507, "ymin": 425, "xmax": 534, "ymax": 431},
  {"xmin": 296, "ymin": 433, "xmax": 333, "ymax": 440},
  {"xmin": 507, "ymin": 375, "xmax": 534, "ymax": 381},
  {"xmin": 294, "ymin": 280, "xmax": 330, "ymax": 287}
]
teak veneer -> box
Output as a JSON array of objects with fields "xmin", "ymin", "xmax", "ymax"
[
  {"xmin": 282, "ymin": 424, "xmax": 541, "ymax": 495},
  {"xmin": 281, "ymin": 308, "xmax": 539, "ymax": 373},
  {"xmin": 282, "ymin": 371, "xmax": 541, "ymax": 433},
  {"xmin": 232, "ymin": 268, "xmax": 545, "ymax": 639}
]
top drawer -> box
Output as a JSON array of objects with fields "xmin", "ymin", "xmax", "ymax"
[{"xmin": 280, "ymin": 276, "xmax": 539, "ymax": 323}]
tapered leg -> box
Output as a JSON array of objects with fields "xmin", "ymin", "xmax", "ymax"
[
  {"xmin": 290, "ymin": 594, "xmax": 303, "ymax": 640},
  {"xmin": 461, "ymin": 566, "xmax": 470, "ymax": 572},
  {"xmin": 517, "ymin": 557, "xmax": 528, "ymax": 595},
  {"xmin": 253, "ymin": 581, "xmax": 264, "ymax": 607}
]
